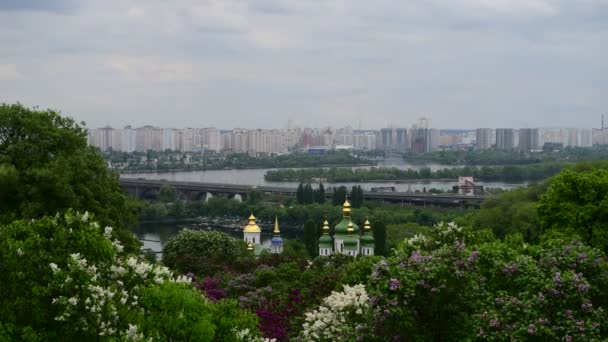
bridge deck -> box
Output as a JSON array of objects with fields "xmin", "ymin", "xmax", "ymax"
[{"xmin": 119, "ymin": 178, "xmax": 486, "ymax": 206}]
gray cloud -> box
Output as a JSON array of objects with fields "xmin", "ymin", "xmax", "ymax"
[{"xmin": 0, "ymin": 0, "xmax": 606, "ymax": 129}]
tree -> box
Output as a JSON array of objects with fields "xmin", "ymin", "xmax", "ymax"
[
  {"xmin": 538, "ymin": 169, "xmax": 608, "ymax": 251},
  {"xmin": 296, "ymin": 183, "xmax": 305, "ymax": 204},
  {"xmin": 372, "ymin": 218, "xmax": 387, "ymax": 256},
  {"xmin": 246, "ymin": 189, "xmax": 264, "ymax": 205},
  {"xmin": 304, "ymin": 183, "xmax": 314, "ymax": 204},
  {"xmin": 303, "ymin": 219, "xmax": 318, "ymax": 258},
  {"xmin": 163, "ymin": 230, "xmax": 248, "ymax": 275},
  {"xmin": 350, "ymin": 185, "xmax": 364, "ymax": 208},
  {"xmin": 332, "ymin": 186, "xmax": 348, "ymax": 206},
  {"xmin": 159, "ymin": 184, "xmax": 177, "ymax": 203},
  {"xmin": 317, "ymin": 183, "xmax": 326, "ymax": 204},
  {"xmin": 0, "ymin": 103, "xmax": 139, "ymax": 252}
]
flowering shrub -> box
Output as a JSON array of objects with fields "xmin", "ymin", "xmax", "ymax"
[
  {"xmin": 0, "ymin": 211, "xmax": 261, "ymax": 340},
  {"xmin": 368, "ymin": 222, "xmax": 608, "ymax": 341},
  {"xmin": 473, "ymin": 240, "xmax": 608, "ymax": 340},
  {"xmin": 368, "ymin": 240, "xmax": 485, "ymax": 340},
  {"xmin": 300, "ymin": 284, "xmax": 371, "ymax": 341}
]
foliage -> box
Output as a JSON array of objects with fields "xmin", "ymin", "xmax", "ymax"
[
  {"xmin": 163, "ymin": 229, "xmax": 248, "ymax": 276},
  {"xmin": 0, "ymin": 211, "xmax": 260, "ymax": 341},
  {"xmin": 158, "ymin": 184, "xmax": 177, "ymax": 203},
  {"xmin": 365, "ymin": 222, "xmax": 608, "ymax": 341},
  {"xmin": 373, "ymin": 219, "xmax": 388, "ymax": 256},
  {"xmin": 539, "ymin": 169, "xmax": 608, "ymax": 253},
  {"xmin": 350, "ymin": 185, "xmax": 364, "ymax": 208},
  {"xmin": 404, "ymin": 147, "xmax": 608, "ymax": 166},
  {"xmin": 265, "ymin": 163, "xmax": 566, "ymax": 183},
  {"xmin": 303, "ymin": 220, "xmax": 319, "ymax": 258},
  {"xmin": 111, "ymin": 150, "xmax": 374, "ymax": 172},
  {"xmin": 0, "ymin": 103, "xmax": 140, "ymax": 252},
  {"xmin": 473, "ymin": 182, "xmax": 549, "ymax": 242},
  {"xmin": 331, "ymin": 186, "xmax": 348, "ymax": 206}
]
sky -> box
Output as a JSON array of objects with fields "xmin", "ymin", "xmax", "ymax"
[{"xmin": 0, "ymin": 0, "xmax": 607, "ymax": 130}]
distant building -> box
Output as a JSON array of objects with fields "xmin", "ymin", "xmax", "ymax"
[
  {"xmin": 518, "ymin": 128, "xmax": 539, "ymax": 151},
  {"xmin": 475, "ymin": 128, "xmax": 493, "ymax": 149},
  {"xmin": 593, "ymin": 129, "xmax": 608, "ymax": 145},
  {"xmin": 410, "ymin": 127, "xmax": 439, "ymax": 153},
  {"xmin": 496, "ymin": 128, "xmax": 515, "ymax": 150}
]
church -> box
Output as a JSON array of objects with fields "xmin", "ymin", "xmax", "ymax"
[
  {"xmin": 319, "ymin": 199, "xmax": 375, "ymax": 257},
  {"xmin": 243, "ymin": 214, "xmax": 284, "ymax": 255},
  {"xmin": 242, "ymin": 199, "xmax": 374, "ymax": 257}
]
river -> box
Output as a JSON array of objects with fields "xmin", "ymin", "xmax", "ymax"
[{"xmin": 120, "ymin": 157, "xmax": 526, "ymax": 192}]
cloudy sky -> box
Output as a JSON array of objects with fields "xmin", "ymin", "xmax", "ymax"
[{"xmin": 0, "ymin": 0, "xmax": 607, "ymax": 129}]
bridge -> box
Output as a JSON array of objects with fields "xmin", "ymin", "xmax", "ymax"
[{"xmin": 119, "ymin": 178, "xmax": 487, "ymax": 208}]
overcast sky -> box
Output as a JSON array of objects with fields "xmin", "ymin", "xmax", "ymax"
[{"xmin": 0, "ymin": 0, "xmax": 607, "ymax": 129}]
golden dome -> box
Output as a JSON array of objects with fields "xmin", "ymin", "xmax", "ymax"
[
  {"xmin": 347, "ymin": 220, "xmax": 354, "ymax": 235},
  {"xmin": 322, "ymin": 220, "xmax": 330, "ymax": 234},
  {"xmin": 273, "ymin": 216, "xmax": 280, "ymax": 235},
  {"xmin": 364, "ymin": 219, "xmax": 371, "ymax": 232},
  {"xmin": 244, "ymin": 213, "xmax": 262, "ymax": 233},
  {"xmin": 342, "ymin": 199, "xmax": 351, "ymax": 216},
  {"xmin": 247, "ymin": 242, "xmax": 254, "ymax": 252}
]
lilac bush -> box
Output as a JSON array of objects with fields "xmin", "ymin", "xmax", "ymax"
[{"xmin": 367, "ymin": 222, "xmax": 608, "ymax": 340}]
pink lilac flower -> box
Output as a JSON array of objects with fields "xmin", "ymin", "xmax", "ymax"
[
  {"xmin": 389, "ymin": 278, "xmax": 401, "ymax": 291},
  {"xmin": 528, "ymin": 324, "xmax": 536, "ymax": 335}
]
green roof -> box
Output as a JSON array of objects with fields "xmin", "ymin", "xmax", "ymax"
[
  {"xmin": 344, "ymin": 235, "xmax": 358, "ymax": 249},
  {"xmin": 360, "ymin": 233, "xmax": 374, "ymax": 247},
  {"xmin": 319, "ymin": 234, "xmax": 333, "ymax": 248},
  {"xmin": 335, "ymin": 218, "xmax": 359, "ymax": 235}
]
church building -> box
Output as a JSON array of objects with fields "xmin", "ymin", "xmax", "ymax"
[
  {"xmin": 318, "ymin": 200, "xmax": 375, "ymax": 257},
  {"xmin": 243, "ymin": 214, "xmax": 283, "ymax": 255}
]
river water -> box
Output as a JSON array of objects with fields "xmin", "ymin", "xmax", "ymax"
[{"xmin": 120, "ymin": 157, "xmax": 526, "ymax": 192}]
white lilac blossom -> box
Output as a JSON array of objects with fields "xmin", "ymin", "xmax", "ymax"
[
  {"xmin": 124, "ymin": 324, "xmax": 144, "ymax": 341},
  {"xmin": 49, "ymin": 263, "xmax": 60, "ymax": 273},
  {"xmin": 235, "ymin": 328, "xmax": 277, "ymax": 342},
  {"xmin": 301, "ymin": 284, "xmax": 370, "ymax": 341}
]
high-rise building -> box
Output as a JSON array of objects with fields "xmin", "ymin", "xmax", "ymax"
[
  {"xmin": 380, "ymin": 128, "xmax": 393, "ymax": 150},
  {"xmin": 518, "ymin": 128, "xmax": 539, "ymax": 151},
  {"xmin": 409, "ymin": 126, "xmax": 438, "ymax": 154},
  {"xmin": 496, "ymin": 128, "xmax": 515, "ymax": 150},
  {"xmin": 475, "ymin": 128, "xmax": 493, "ymax": 149}
]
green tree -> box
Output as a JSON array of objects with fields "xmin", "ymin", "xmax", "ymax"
[
  {"xmin": 538, "ymin": 169, "xmax": 608, "ymax": 251},
  {"xmin": 163, "ymin": 230, "xmax": 248, "ymax": 275},
  {"xmin": 303, "ymin": 219, "xmax": 318, "ymax": 258},
  {"xmin": 372, "ymin": 218, "xmax": 388, "ymax": 256},
  {"xmin": 317, "ymin": 183, "xmax": 326, "ymax": 204},
  {"xmin": 350, "ymin": 185, "xmax": 364, "ymax": 208},
  {"xmin": 332, "ymin": 186, "xmax": 348, "ymax": 206},
  {"xmin": 246, "ymin": 189, "xmax": 264, "ymax": 205},
  {"xmin": 304, "ymin": 183, "xmax": 314, "ymax": 204},
  {"xmin": 0, "ymin": 103, "xmax": 139, "ymax": 252},
  {"xmin": 296, "ymin": 183, "xmax": 305, "ymax": 204},
  {"xmin": 159, "ymin": 184, "xmax": 177, "ymax": 203}
]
